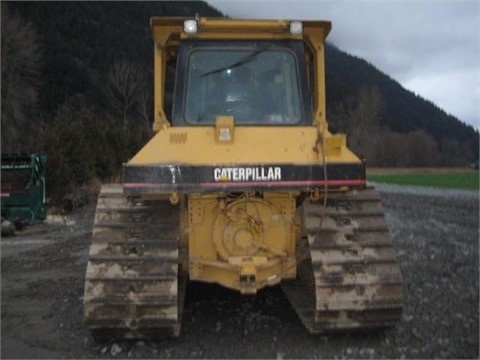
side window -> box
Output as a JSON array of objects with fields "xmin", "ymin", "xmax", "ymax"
[{"xmin": 164, "ymin": 51, "xmax": 177, "ymax": 120}]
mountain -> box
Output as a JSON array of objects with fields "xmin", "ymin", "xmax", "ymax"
[
  {"xmin": 2, "ymin": 1, "xmax": 478, "ymax": 171},
  {"xmin": 325, "ymin": 44, "xmax": 478, "ymax": 162}
]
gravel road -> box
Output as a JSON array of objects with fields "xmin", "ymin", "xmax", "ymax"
[{"xmin": 1, "ymin": 184, "xmax": 478, "ymax": 359}]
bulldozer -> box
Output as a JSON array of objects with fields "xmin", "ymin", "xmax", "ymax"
[{"xmin": 84, "ymin": 17, "xmax": 404, "ymax": 339}]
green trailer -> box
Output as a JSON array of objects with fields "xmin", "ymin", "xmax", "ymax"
[{"xmin": 1, "ymin": 153, "xmax": 46, "ymax": 226}]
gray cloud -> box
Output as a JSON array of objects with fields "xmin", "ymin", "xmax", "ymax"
[{"xmin": 207, "ymin": 0, "xmax": 479, "ymax": 129}]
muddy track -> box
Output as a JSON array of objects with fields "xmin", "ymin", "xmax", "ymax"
[
  {"xmin": 1, "ymin": 185, "xmax": 478, "ymax": 359},
  {"xmin": 282, "ymin": 188, "xmax": 403, "ymax": 333},
  {"xmin": 84, "ymin": 185, "xmax": 186, "ymax": 339}
]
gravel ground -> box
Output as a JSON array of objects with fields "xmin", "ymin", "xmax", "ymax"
[{"xmin": 1, "ymin": 184, "xmax": 478, "ymax": 359}]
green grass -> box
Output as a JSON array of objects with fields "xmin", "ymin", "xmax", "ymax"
[{"xmin": 368, "ymin": 172, "xmax": 479, "ymax": 190}]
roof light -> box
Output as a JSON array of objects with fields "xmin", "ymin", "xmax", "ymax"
[
  {"xmin": 184, "ymin": 19, "xmax": 198, "ymax": 34},
  {"xmin": 290, "ymin": 21, "xmax": 303, "ymax": 34}
]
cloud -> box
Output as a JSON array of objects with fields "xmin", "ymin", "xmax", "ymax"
[{"xmin": 404, "ymin": 67, "xmax": 479, "ymax": 127}]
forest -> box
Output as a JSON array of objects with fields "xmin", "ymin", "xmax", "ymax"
[{"xmin": 1, "ymin": 1, "xmax": 478, "ymax": 206}]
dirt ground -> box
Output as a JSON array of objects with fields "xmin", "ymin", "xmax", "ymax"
[{"xmin": 1, "ymin": 184, "xmax": 478, "ymax": 359}]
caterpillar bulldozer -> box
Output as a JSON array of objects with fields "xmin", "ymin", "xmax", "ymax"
[{"xmin": 84, "ymin": 17, "xmax": 404, "ymax": 339}]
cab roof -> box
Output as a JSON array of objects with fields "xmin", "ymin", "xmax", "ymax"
[{"xmin": 150, "ymin": 16, "xmax": 331, "ymax": 44}]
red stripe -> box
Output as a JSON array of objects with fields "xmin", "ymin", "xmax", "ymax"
[{"xmin": 123, "ymin": 179, "xmax": 366, "ymax": 189}]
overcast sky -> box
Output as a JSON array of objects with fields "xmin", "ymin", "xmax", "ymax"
[{"xmin": 206, "ymin": 0, "xmax": 479, "ymax": 130}]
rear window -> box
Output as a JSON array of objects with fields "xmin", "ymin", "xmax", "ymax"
[{"xmin": 184, "ymin": 48, "xmax": 302, "ymax": 125}]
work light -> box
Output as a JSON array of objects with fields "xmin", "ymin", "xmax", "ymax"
[
  {"xmin": 184, "ymin": 19, "xmax": 198, "ymax": 34},
  {"xmin": 290, "ymin": 21, "xmax": 303, "ymax": 34}
]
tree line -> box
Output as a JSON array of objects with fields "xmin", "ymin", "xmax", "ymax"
[{"xmin": 328, "ymin": 85, "xmax": 475, "ymax": 167}]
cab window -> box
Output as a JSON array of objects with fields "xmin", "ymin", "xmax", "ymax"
[{"xmin": 184, "ymin": 48, "xmax": 302, "ymax": 124}]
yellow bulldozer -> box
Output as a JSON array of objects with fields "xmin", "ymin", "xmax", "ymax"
[{"xmin": 84, "ymin": 17, "xmax": 404, "ymax": 338}]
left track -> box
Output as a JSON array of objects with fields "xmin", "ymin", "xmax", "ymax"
[{"xmin": 84, "ymin": 184, "xmax": 186, "ymax": 339}]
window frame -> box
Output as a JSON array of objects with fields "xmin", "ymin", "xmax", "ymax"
[{"xmin": 171, "ymin": 40, "xmax": 313, "ymax": 126}]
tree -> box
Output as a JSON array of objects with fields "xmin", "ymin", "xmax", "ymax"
[
  {"xmin": 374, "ymin": 131, "xmax": 410, "ymax": 167},
  {"xmin": 44, "ymin": 94, "xmax": 123, "ymax": 204},
  {"xmin": 41, "ymin": 59, "xmax": 154, "ymax": 204},
  {"xmin": 440, "ymin": 138, "xmax": 473, "ymax": 166},
  {"xmin": 329, "ymin": 85, "xmax": 385, "ymax": 163},
  {"xmin": 103, "ymin": 58, "xmax": 151, "ymax": 132},
  {"xmin": 406, "ymin": 130, "xmax": 441, "ymax": 167},
  {"xmin": 1, "ymin": 5, "xmax": 43, "ymax": 152}
]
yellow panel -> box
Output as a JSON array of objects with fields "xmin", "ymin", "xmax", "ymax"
[{"xmin": 128, "ymin": 126, "xmax": 361, "ymax": 166}]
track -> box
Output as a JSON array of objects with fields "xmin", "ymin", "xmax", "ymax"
[
  {"xmin": 84, "ymin": 184, "xmax": 186, "ymax": 339},
  {"xmin": 282, "ymin": 187, "xmax": 404, "ymax": 333}
]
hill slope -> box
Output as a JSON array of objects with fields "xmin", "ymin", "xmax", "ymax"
[{"xmin": 5, "ymin": 1, "xmax": 223, "ymax": 114}]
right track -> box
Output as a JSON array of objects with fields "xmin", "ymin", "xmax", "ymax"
[{"xmin": 282, "ymin": 187, "xmax": 404, "ymax": 333}]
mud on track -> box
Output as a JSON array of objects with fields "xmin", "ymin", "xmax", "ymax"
[{"xmin": 1, "ymin": 185, "xmax": 478, "ymax": 359}]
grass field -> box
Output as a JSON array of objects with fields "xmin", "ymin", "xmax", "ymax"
[{"xmin": 366, "ymin": 168, "xmax": 479, "ymax": 190}]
